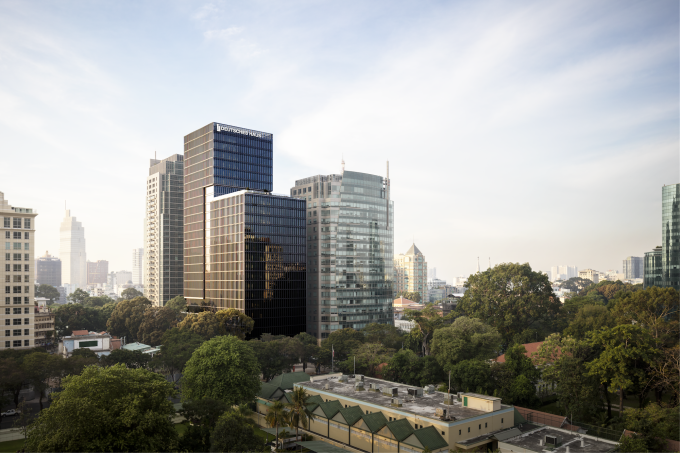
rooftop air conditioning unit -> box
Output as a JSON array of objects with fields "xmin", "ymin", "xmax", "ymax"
[
  {"xmin": 355, "ymin": 374, "xmax": 364, "ymax": 382},
  {"xmin": 391, "ymin": 387, "xmax": 399, "ymax": 397},
  {"xmin": 444, "ymin": 394, "xmax": 454, "ymax": 405},
  {"xmin": 544, "ymin": 435, "xmax": 558, "ymax": 446},
  {"xmin": 390, "ymin": 398, "xmax": 402, "ymax": 407},
  {"xmin": 425, "ymin": 385, "xmax": 436, "ymax": 394},
  {"xmin": 338, "ymin": 375, "xmax": 349, "ymax": 383},
  {"xmin": 354, "ymin": 381, "xmax": 365, "ymax": 391},
  {"xmin": 324, "ymin": 383, "xmax": 330, "ymax": 391},
  {"xmin": 457, "ymin": 392, "xmax": 463, "ymax": 402}
]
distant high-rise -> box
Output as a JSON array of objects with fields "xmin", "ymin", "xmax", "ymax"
[
  {"xmin": 578, "ymin": 269, "xmax": 599, "ymax": 284},
  {"xmin": 394, "ymin": 244, "xmax": 427, "ymax": 302},
  {"xmin": 644, "ymin": 246, "xmax": 662, "ymax": 288},
  {"xmin": 145, "ymin": 155, "xmax": 183, "ymax": 306},
  {"xmin": 292, "ymin": 166, "xmax": 393, "ymax": 339},
  {"xmin": 36, "ymin": 251, "xmax": 61, "ymax": 287},
  {"xmin": 59, "ymin": 210, "xmax": 86, "ymax": 289},
  {"xmin": 622, "ymin": 257, "xmax": 643, "ymax": 279},
  {"xmin": 428, "ymin": 267, "xmax": 437, "ymax": 279},
  {"xmin": 662, "ymin": 184, "xmax": 679, "ymax": 289},
  {"xmin": 1, "ymin": 191, "xmax": 37, "ymax": 350},
  {"xmin": 87, "ymin": 260, "xmax": 108, "ymax": 285},
  {"xmin": 132, "ymin": 248, "xmax": 144, "ymax": 286},
  {"xmin": 115, "ymin": 270, "xmax": 132, "ymax": 286},
  {"xmin": 184, "ymin": 122, "xmax": 305, "ymax": 338},
  {"xmin": 549, "ymin": 265, "xmax": 578, "ymax": 282}
]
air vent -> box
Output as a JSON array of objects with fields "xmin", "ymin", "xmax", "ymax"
[
  {"xmin": 444, "ymin": 394, "xmax": 454, "ymax": 405},
  {"xmin": 390, "ymin": 398, "xmax": 402, "ymax": 407},
  {"xmin": 338, "ymin": 375, "xmax": 349, "ymax": 383},
  {"xmin": 354, "ymin": 381, "xmax": 365, "ymax": 391},
  {"xmin": 355, "ymin": 374, "xmax": 364, "ymax": 382}
]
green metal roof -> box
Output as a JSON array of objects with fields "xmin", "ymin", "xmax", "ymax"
[
  {"xmin": 257, "ymin": 398, "xmax": 274, "ymax": 407},
  {"xmin": 296, "ymin": 440, "xmax": 353, "ymax": 453},
  {"xmin": 405, "ymin": 426, "xmax": 449, "ymax": 451},
  {"xmin": 306, "ymin": 394, "xmax": 324, "ymax": 405},
  {"xmin": 361, "ymin": 412, "xmax": 388, "ymax": 433},
  {"xmin": 514, "ymin": 407, "xmax": 527, "ymax": 425},
  {"xmin": 121, "ymin": 342, "xmax": 151, "ymax": 351},
  {"xmin": 258, "ymin": 382, "xmax": 279, "ymax": 400},
  {"xmin": 306, "ymin": 403, "xmax": 320, "ymax": 413},
  {"xmin": 337, "ymin": 406, "xmax": 364, "ymax": 426},
  {"xmin": 283, "ymin": 392, "xmax": 294, "ymax": 403},
  {"xmin": 386, "ymin": 418, "xmax": 415, "ymax": 441},
  {"xmin": 269, "ymin": 372, "xmax": 311, "ymax": 390},
  {"xmin": 317, "ymin": 400, "xmax": 343, "ymax": 419}
]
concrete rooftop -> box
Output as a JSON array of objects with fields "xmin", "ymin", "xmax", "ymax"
[{"xmin": 499, "ymin": 427, "xmax": 618, "ymax": 453}]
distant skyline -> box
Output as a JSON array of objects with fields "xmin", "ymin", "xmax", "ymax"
[{"xmin": 0, "ymin": 0, "xmax": 677, "ymax": 280}]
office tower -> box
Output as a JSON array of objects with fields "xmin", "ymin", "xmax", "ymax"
[
  {"xmin": 36, "ymin": 251, "xmax": 61, "ymax": 287},
  {"xmin": 184, "ymin": 122, "xmax": 305, "ymax": 338},
  {"xmin": 116, "ymin": 270, "xmax": 132, "ymax": 286},
  {"xmin": 662, "ymin": 184, "xmax": 679, "ymax": 289},
  {"xmin": 87, "ymin": 260, "xmax": 108, "ymax": 285},
  {"xmin": 1, "ymin": 191, "xmax": 37, "ymax": 350},
  {"xmin": 394, "ymin": 244, "xmax": 427, "ymax": 302},
  {"xmin": 292, "ymin": 166, "xmax": 393, "ymax": 340},
  {"xmin": 622, "ymin": 257, "xmax": 643, "ymax": 279},
  {"xmin": 644, "ymin": 246, "xmax": 662, "ymax": 288},
  {"xmin": 59, "ymin": 210, "xmax": 86, "ymax": 289},
  {"xmin": 145, "ymin": 154, "xmax": 184, "ymax": 306},
  {"xmin": 549, "ymin": 265, "xmax": 578, "ymax": 282},
  {"xmin": 132, "ymin": 248, "xmax": 144, "ymax": 286}
]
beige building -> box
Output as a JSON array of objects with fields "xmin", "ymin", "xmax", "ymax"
[
  {"xmin": 394, "ymin": 244, "xmax": 428, "ymax": 303},
  {"xmin": 34, "ymin": 304, "xmax": 56, "ymax": 348},
  {"xmin": 60, "ymin": 209, "xmax": 87, "ymax": 290},
  {"xmin": 578, "ymin": 269, "xmax": 599, "ymax": 284},
  {"xmin": 257, "ymin": 373, "xmax": 515, "ymax": 452},
  {"xmin": 1, "ymin": 192, "xmax": 37, "ymax": 350}
]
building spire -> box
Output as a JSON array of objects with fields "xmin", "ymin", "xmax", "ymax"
[
  {"xmin": 488, "ymin": 257, "xmax": 491, "ymax": 270},
  {"xmin": 477, "ymin": 257, "xmax": 480, "ymax": 273},
  {"xmin": 341, "ymin": 155, "xmax": 345, "ymax": 175}
]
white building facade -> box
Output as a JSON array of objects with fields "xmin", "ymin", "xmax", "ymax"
[{"xmin": 59, "ymin": 210, "xmax": 87, "ymax": 290}]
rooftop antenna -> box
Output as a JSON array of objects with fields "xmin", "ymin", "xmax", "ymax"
[
  {"xmin": 477, "ymin": 257, "xmax": 480, "ymax": 273},
  {"xmin": 341, "ymin": 155, "xmax": 345, "ymax": 174},
  {"xmin": 489, "ymin": 257, "xmax": 491, "ymax": 269}
]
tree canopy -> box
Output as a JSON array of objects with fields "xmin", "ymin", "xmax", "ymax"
[
  {"xmin": 151, "ymin": 328, "xmax": 205, "ymax": 383},
  {"xmin": 430, "ymin": 316, "xmax": 501, "ymax": 371},
  {"xmin": 177, "ymin": 308, "xmax": 254, "ymax": 340},
  {"xmin": 35, "ymin": 284, "xmax": 60, "ymax": 304},
  {"xmin": 106, "ymin": 296, "xmax": 152, "ymax": 342},
  {"xmin": 120, "ymin": 287, "xmax": 144, "ymax": 300}
]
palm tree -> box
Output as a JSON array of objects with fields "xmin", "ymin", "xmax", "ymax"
[
  {"xmin": 265, "ymin": 400, "xmax": 288, "ymax": 448},
  {"xmin": 285, "ymin": 387, "xmax": 316, "ymax": 450}
]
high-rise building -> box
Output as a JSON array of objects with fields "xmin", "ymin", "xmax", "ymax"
[
  {"xmin": 184, "ymin": 122, "xmax": 305, "ymax": 338},
  {"xmin": 115, "ymin": 270, "xmax": 133, "ymax": 286},
  {"xmin": 644, "ymin": 246, "xmax": 662, "ymax": 288},
  {"xmin": 662, "ymin": 184, "xmax": 679, "ymax": 289},
  {"xmin": 87, "ymin": 260, "xmax": 108, "ymax": 285},
  {"xmin": 59, "ymin": 210, "xmax": 86, "ymax": 289},
  {"xmin": 428, "ymin": 267, "xmax": 437, "ymax": 279},
  {"xmin": 549, "ymin": 265, "xmax": 578, "ymax": 282},
  {"xmin": 145, "ymin": 153, "xmax": 184, "ymax": 307},
  {"xmin": 578, "ymin": 269, "xmax": 599, "ymax": 284},
  {"xmin": 292, "ymin": 166, "xmax": 393, "ymax": 339},
  {"xmin": 36, "ymin": 251, "xmax": 61, "ymax": 287},
  {"xmin": 132, "ymin": 248, "xmax": 144, "ymax": 286},
  {"xmin": 1, "ymin": 191, "xmax": 37, "ymax": 350},
  {"xmin": 622, "ymin": 256, "xmax": 643, "ymax": 279},
  {"xmin": 394, "ymin": 244, "xmax": 428, "ymax": 302}
]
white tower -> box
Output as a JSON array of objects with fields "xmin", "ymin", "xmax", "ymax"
[{"xmin": 59, "ymin": 209, "xmax": 87, "ymax": 290}]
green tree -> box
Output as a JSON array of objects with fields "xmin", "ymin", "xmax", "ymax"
[
  {"xmin": 320, "ymin": 328, "xmax": 365, "ymax": 364},
  {"xmin": 285, "ymin": 387, "xmax": 316, "ymax": 448},
  {"xmin": 151, "ymin": 328, "xmax": 205, "ymax": 383},
  {"xmin": 177, "ymin": 308, "xmax": 254, "ymax": 340},
  {"xmin": 53, "ymin": 304, "xmax": 104, "ymax": 335},
  {"xmin": 106, "ymin": 296, "xmax": 152, "ymax": 341},
  {"xmin": 136, "ymin": 306, "xmax": 180, "ymax": 346},
  {"xmin": 383, "ymin": 349, "xmax": 420, "ymax": 385},
  {"xmin": 82, "ymin": 295, "xmax": 116, "ymax": 308},
  {"xmin": 361, "ymin": 322, "xmax": 405, "ymax": 350},
  {"xmin": 100, "ymin": 349, "xmax": 151, "ymax": 369},
  {"xmin": 165, "ymin": 295, "xmax": 187, "ymax": 312},
  {"xmin": 587, "ymin": 325, "xmax": 657, "ymax": 416},
  {"xmin": 403, "ymin": 304, "xmax": 445, "ymax": 356},
  {"xmin": 294, "ymin": 332, "xmax": 320, "ymax": 372},
  {"xmin": 622, "ymin": 403, "xmax": 679, "ymax": 447},
  {"xmin": 338, "ymin": 342, "xmax": 394, "ymax": 377},
  {"xmin": 431, "ymin": 316, "xmax": 501, "ymax": 371},
  {"xmin": 449, "ymin": 359, "xmax": 491, "ymax": 394},
  {"xmin": 67, "ymin": 288, "xmax": 90, "ymax": 304},
  {"xmin": 182, "ymin": 335, "xmax": 261, "ymax": 406},
  {"xmin": 610, "ymin": 287, "xmax": 679, "ymax": 343},
  {"xmin": 120, "ymin": 287, "xmax": 144, "ymax": 300},
  {"xmin": 458, "ymin": 263, "xmax": 561, "ymax": 347},
  {"xmin": 265, "ymin": 400, "xmax": 289, "ymax": 446},
  {"xmin": 558, "ymin": 277, "xmax": 593, "ymax": 293},
  {"xmin": 22, "ymin": 352, "xmax": 65, "ymax": 411},
  {"xmin": 396, "ymin": 291, "xmax": 422, "ymax": 302},
  {"xmin": 249, "ymin": 336, "xmax": 302, "ymax": 381},
  {"xmin": 209, "ymin": 411, "xmax": 263, "ymax": 453},
  {"xmin": 178, "ymin": 397, "xmax": 228, "ymax": 452},
  {"xmin": 535, "ymin": 334, "xmax": 601, "ymax": 420},
  {"xmin": 35, "ymin": 284, "xmax": 60, "ymax": 304},
  {"xmin": 0, "ymin": 355, "xmax": 28, "ymax": 408},
  {"xmin": 563, "ymin": 305, "xmax": 615, "ymax": 340},
  {"xmin": 26, "ymin": 364, "xmax": 178, "ymax": 452}
]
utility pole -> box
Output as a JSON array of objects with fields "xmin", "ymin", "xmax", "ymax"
[
  {"xmin": 354, "ymin": 356, "xmax": 355, "ymax": 375},
  {"xmin": 332, "ymin": 344, "xmax": 334, "ymax": 373},
  {"xmin": 448, "ymin": 371, "xmax": 451, "ymax": 394}
]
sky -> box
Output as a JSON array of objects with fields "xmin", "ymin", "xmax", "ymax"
[{"xmin": 0, "ymin": 0, "xmax": 677, "ymax": 283}]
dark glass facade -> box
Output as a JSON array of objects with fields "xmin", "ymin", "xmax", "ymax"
[
  {"xmin": 185, "ymin": 122, "xmax": 305, "ymax": 338},
  {"xmin": 643, "ymin": 246, "xmax": 662, "ymax": 289},
  {"xmin": 36, "ymin": 254, "xmax": 61, "ymax": 287},
  {"xmin": 662, "ymin": 184, "xmax": 679, "ymax": 289},
  {"xmin": 293, "ymin": 170, "xmax": 394, "ymax": 340}
]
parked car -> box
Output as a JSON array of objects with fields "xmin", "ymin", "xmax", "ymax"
[{"xmin": 1, "ymin": 409, "xmax": 20, "ymax": 417}]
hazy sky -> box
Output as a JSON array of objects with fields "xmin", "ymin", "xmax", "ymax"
[{"xmin": 0, "ymin": 0, "xmax": 677, "ymax": 282}]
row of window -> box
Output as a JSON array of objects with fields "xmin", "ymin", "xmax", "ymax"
[
  {"xmin": 4, "ymin": 232, "xmax": 29, "ymax": 239},
  {"xmin": 4, "ymin": 275, "xmax": 30, "ymax": 282},
  {"xmin": 4, "ymin": 286, "xmax": 30, "ymax": 294},
  {"xmin": 4, "ymin": 307, "xmax": 30, "ymax": 314},
  {"xmin": 4, "ymin": 340, "xmax": 30, "ymax": 348},
  {"xmin": 4, "ymin": 253, "xmax": 30, "ymax": 261},
  {"xmin": 4, "ymin": 242, "xmax": 29, "ymax": 250},
  {"xmin": 2, "ymin": 218, "xmax": 31, "ymax": 229},
  {"xmin": 4, "ymin": 297, "xmax": 30, "ymax": 304},
  {"xmin": 4, "ymin": 318, "xmax": 30, "ymax": 325},
  {"xmin": 4, "ymin": 329, "xmax": 30, "ymax": 336}
]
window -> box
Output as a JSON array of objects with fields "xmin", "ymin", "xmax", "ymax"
[
  {"xmin": 24, "ymin": 286, "xmax": 28, "ymax": 294},
  {"xmin": 3, "ymin": 218, "xmax": 9, "ymax": 228},
  {"xmin": 4, "ymin": 297, "xmax": 9, "ymax": 304},
  {"xmin": 24, "ymin": 219, "xmax": 30, "ymax": 229},
  {"xmin": 4, "ymin": 320, "xmax": 8, "ymax": 326},
  {"xmin": 13, "ymin": 340, "xmax": 21, "ymax": 347},
  {"xmin": 4, "ymin": 330, "xmax": 9, "ymax": 336},
  {"xmin": 442, "ymin": 431, "xmax": 445, "ymax": 435},
  {"xmin": 501, "ymin": 418, "xmax": 504, "ymax": 423},
  {"xmin": 13, "ymin": 254, "xmax": 20, "ymax": 261},
  {"xmin": 12, "ymin": 286, "xmax": 20, "ymax": 294},
  {"xmin": 4, "ymin": 264, "xmax": 8, "ymax": 272},
  {"xmin": 12, "ymin": 276, "xmax": 20, "ymax": 283},
  {"xmin": 13, "ymin": 264, "xmax": 20, "ymax": 272},
  {"xmin": 23, "ymin": 318, "xmax": 29, "ymax": 325},
  {"xmin": 4, "ymin": 276, "xmax": 8, "ymax": 283},
  {"xmin": 13, "ymin": 319, "xmax": 21, "ymax": 325},
  {"xmin": 24, "ymin": 265, "xmax": 28, "ymax": 272},
  {"xmin": 23, "ymin": 254, "xmax": 28, "ymax": 261},
  {"xmin": 13, "ymin": 218, "xmax": 21, "ymax": 229},
  {"xmin": 23, "ymin": 276, "xmax": 28, "ymax": 283},
  {"xmin": 4, "ymin": 286, "xmax": 9, "ymax": 294},
  {"xmin": 78, "ymin": 340, "xmax": 98, "ymax": 348},
  {"xmin": 4, "ymin": 242, "xmax": 9, "ymax": 250},
  {"xmin": 4, "ymin": 341, "xmax": 8, "ymax": 348},
  {"xmin": 24, "ymin": 232, "xmax": 28, "ymax": 239},
  {"xmin": 485, "ymin": 423, "xmax": 487, "ymax": 428},
  {"xmin": 13, "ymin": 329, "xmax": 21, "ymax": 336},
  {"xmin": 23, "ymin": 307, "xmax": 29, "ymax": 314},
  {"xmin": 479, "ymin": 424, "xmax": 481, "ymax": 430},
  {"xmin": 4, "ymin": 308, "xmax": 9, "ymax": 314},
  {"xmin": 24, "ymin": 243, "xmax": 29, "ymax": 251},
  {"xmin": 23, "ymin": 329, "xmax": 29, "ymax": 336},
  {"xmin": 13, "ymin": 308, "xmax": 20, "ymax": 314},
  {"xmin": 24, "ymin": 340, "xmax": 29, "ymax": 346},
  {"xmin": 13, "ymin": 232, "xmax": 20, "ymax": 239},
  {"xmin": 4, "ymin": 232, "xmax": 8, "ymax": 239},
  {"xmin": 13, "ymin": 297, "xmax": 21, "ymax": 304},
  {"xmin": 23, "ymin": 297, "xmax": 28, "ymax": 304},
  {"xmin": 5, "ymin": 253, "xmax": 9, "ymax": 261},
  {"xmin": 468, "ymin": 427, "xmax": 470, "ymax": 433},
  {"xmin": 459, "ymin": 430, "xmax": 461, "ymax": 435}
]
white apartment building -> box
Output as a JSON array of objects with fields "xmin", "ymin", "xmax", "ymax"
[
  {"xmin": 549, "ymin": 265, "xmax": 578, "ymax": 282},
  {"xmin": 132, "ymin": 248, "xmax": 143, "ymax": 285},
  {"xmin": 59, "ymin": 209, "xmax": 87, "ymax": 289},
  {"xmin": 1, "ymin": 192, "xmax": 37, "ymax": 350},
  {"xmin": 394, "ymin": 244, "xmax": 428, "ymax": 302},
  {"xmin": 579, "ymin": 269, "xmax": 599, "ymax": 284}
]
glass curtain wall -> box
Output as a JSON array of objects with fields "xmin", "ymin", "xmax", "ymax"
[{"xmin": 662, "ymin": 184, "xmax": 679, "ymax": 289}]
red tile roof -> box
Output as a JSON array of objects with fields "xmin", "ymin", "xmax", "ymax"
[
  {"xmin": 71, "ymin": 330, "xmax": 89, "ymax": 336},
  {"xmin": 495, "ymin": 341, "xmax": 546, "ymax": 363}
]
